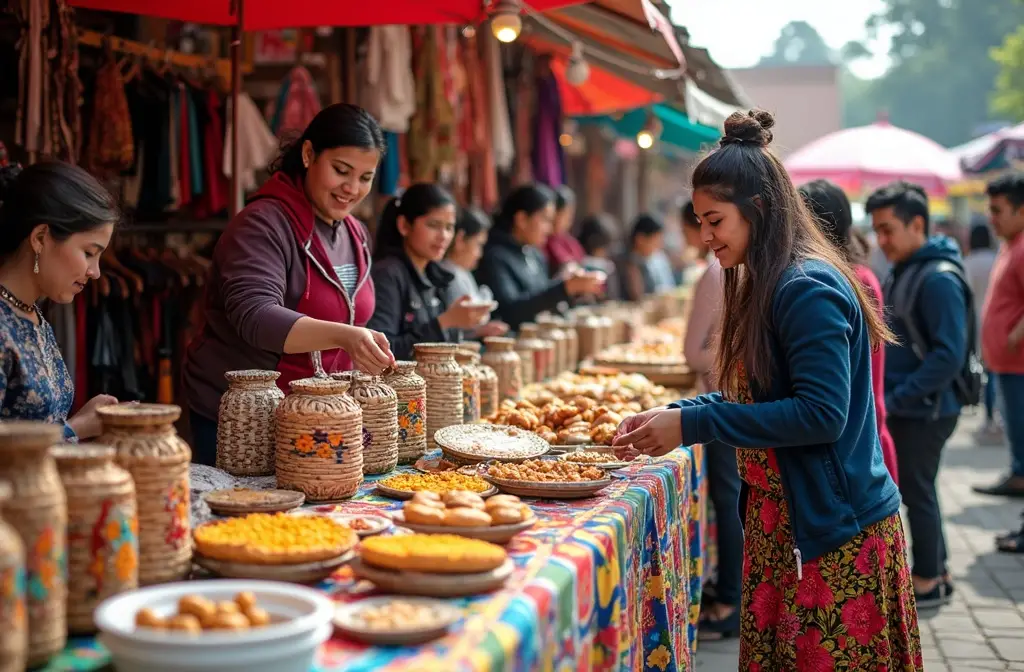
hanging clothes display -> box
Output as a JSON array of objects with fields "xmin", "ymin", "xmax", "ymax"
[
  {"xmin": 272, "ymin": 66, "xmax": 322, "ymax": 140},
  {"xmin": 407, "ymin": 27, "xmax": 456, "ymax": 183},
  {"xmin": 362, "ymin": 26, "xmax": 416, "ymax": 134},
  {"xmin": 223, "ymin": 92, "xmax": 278, "ymax": 195},
  {"xmin": 532, "ymin": 68, "xmax": 566, "ymax": 187},
  {"xmin": 483, "ymin": 31, "xmax": 514, "ymax": 173},
  {"xmin": 84, "ymin": 56, "xmax": 134, "ymax": 178},
  {"xmin": 459, "ymin": 32, "xmax": 498, "ymax": 209}
]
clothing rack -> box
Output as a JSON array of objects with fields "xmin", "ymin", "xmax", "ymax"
[{"xmin": 77, "ymin": 29, "xmax": 250, "ymax": 86}]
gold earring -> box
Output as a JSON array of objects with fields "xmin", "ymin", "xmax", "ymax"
[{"xmin": 33, "ymin": 252, "xmax": 39, "ymax": 274}]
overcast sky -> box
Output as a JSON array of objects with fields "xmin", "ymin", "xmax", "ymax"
[{"xmin": 665, "ymin": 0, "xmax": 893, "ymax": 78}]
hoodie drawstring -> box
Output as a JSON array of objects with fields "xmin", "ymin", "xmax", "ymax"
[{"xmin": 304, "ymin": 256, "xmax": 312, "ymax": 300}]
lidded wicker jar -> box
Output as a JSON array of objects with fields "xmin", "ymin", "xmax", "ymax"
[
  {"xmin": 275, "ymin": 376, "xmax": 364, "ymax": 501},
  {"xmin": 575, "ymin": 311, "xmax": 605, "ymax": 361},
  {"xmin": 413, "ymin": 343, "xmax": 464, "ymax": 448},
  {"xmin": 481, "ymin": 337, "xmax": 522, "ymax": 402},
  {"xmin": 0, "ymin": 422, "xmax": 66, "ymax": 668},
  {"xmin": 52, "ymin": 445, "xmax": 137, "ymax": 634},
  {"xmin": 474, "ymin": 357, "xmax": 499, "ymax": 419},
  {"xmin": 383, "ymin": 361, "xmax": 428, "ymax": 464},
  {"xmin": 536, "ymin": 317, "xmax": 569, "ymax": 377},
  {"xmin": 459, "ymin": 341, "xmax": 482, "ymax": 355},
  {"xmin": 0, "ymin": 482, "xmax": 27, "ymax": 672},
  {"xmin": 552, "ymin": 316, "xmax": 579, "ymax": 373},
  {"xmin": 454, "ymin": 350, "xmax": 483, "ymax": 424},
  {"xmin": 517, "ymin": 323, "xmax": 555, "ymax": 382},
  {"xmin": 216, "ymin": 370, "xmax": 285, "ymax": 476},
  {"xmin": 349, "ymin": 373, "xmax": 399, "ymax": 475},
  {"xmin": 97, "ymin": 405, "xmax": 191, "ymax": 586}
]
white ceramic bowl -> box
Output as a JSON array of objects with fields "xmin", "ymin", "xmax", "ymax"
[{"xmin": 94, "ymin": 579, "xmax": 335, "ymax": 672}]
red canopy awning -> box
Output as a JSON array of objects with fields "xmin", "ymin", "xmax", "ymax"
[{"xmin": 69, "ymin": 0, "xmax": 586, "ymax": 29}]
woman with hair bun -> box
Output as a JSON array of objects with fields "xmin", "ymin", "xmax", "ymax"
[
  {"xmin": 612, "ymin": 110, "xmax": 922, "ymax": 667},
  {"xmin": 366, "ymin": 183, "xmax": 497, "ymax": 360},
  {"xmin": 0, "ymin": 161, "xmax": 123, "ymax": 440},
  {"xmin": 183, "ymin": 103, "xmax": 396, "ymax": 466}
]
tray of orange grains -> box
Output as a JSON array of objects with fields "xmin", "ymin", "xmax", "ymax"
[{"xmin": 192, "ymin": 512, "xmax": 359, "ymax": 583}]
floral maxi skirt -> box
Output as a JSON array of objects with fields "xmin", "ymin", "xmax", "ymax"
[{"xmin": 737, "ymin": 447, "xmax": 923, "ymax": 671}]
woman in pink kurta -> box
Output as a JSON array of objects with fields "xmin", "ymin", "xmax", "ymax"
[{"xmin": 800, "ymin": 180, "xmax": 899, "ymax": 484}]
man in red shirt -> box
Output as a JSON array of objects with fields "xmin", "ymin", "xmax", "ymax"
[{"xmin": 973, "ymin": 175, "xmax": 1024, "ymax": 548}]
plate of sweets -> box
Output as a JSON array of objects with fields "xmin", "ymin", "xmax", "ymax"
[
  {"xmin": 433, "ymin": 423, "xmax": 550, "ymax": 464},
  {"xmin": 351, "ymin": 533, "xmax": 512, "ymax": 597},
  {"xmin": 333, "ymin": 597, "xmax": 461, "ymax": 646},
  {"xmin": 375, "ymin": 472, "xmax": 496, "ymax": 500},
  {"xmin": 193, "ymin": 513, "xmax": 358, "ymax": 583},
  {"xmin": 485, "ymin": 459, "xmax": 612, "ymax": 499},
  {"xmin": 557, "ymin": 447, "xmax": 635, "ymax": 470},
  {"xmin": 390, "ymin": 491, "xmax": 535, "ymax": 544}
]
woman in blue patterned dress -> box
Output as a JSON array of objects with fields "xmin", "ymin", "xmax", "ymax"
[{"xmin": 0, "ymin": 161, "xmax": 121, "ymax": 440}]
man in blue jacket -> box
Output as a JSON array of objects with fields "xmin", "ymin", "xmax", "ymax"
[{"xmin": 868, "ymin": 181, "xmax": 970, "ymax": 610}]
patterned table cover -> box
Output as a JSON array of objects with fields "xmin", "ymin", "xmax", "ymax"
[{"xmin": 45, "ymin": 445, "xmax": 706, "ymax": 672}]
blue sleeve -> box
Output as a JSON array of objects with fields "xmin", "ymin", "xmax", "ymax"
[
  {"xmin": 885, "ymin": 272, "xmax": 967, "ymax": 412},
  {"xmin": 668, "ymin": 393, "xmax": 723, "ymax": 409},
  {"xmin": 680, "ymin": 271, "xmax": 852, "ymax": 448}
]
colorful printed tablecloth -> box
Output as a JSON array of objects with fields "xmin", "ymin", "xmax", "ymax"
[{"xmin": 45, "ymin": 445, "xmax": 706, "ymax": 672}]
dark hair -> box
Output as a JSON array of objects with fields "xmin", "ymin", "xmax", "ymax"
[
  {"xmin": 495, "ymin": 184, "xmax": 556, "ymax": 232},
  {"xmin": 630, "ymin": 213, "xmax": 664, "ymax": 243},
  {"xmin": 864, "ymin": 181, "xmax": 930, "ymax": 235},
  {"xmin": 0, "ymin": 161, "xmax": 121, "ymax": 261},
  {"xmin": 692, "ymin": 109, "xmax": 892, "ymax": 392},
  {"xmin": 456, "ymin": 206, "xmax": 492, "ymax": 239},
  {"xmin": 969, "ymin": 223, "xmax": 994, "ymax": 251},
  {"xmin": 554, "ymin": 185, "xmax": 576, "ymax": 212},
  {"xmin": 577, "ymin": 213, "xmax": 615, "ymax": 255},
  {"xmin": 270, "ymin": 103, "xmax": 385, "ymax": 177},
  {"xmin": 681, "ymin": 200, "xmax": 699, "ymax": 229},
  {"xmin": 374, "ymin": 183, "xmax": 456, "ymax": 259},
  {"xmin": 798, "ymin": 179, "xmax": 868, "ymax": 264},
  {"xmin": 986, "ymin": 172, "xmax": 1024, "ymax": 209}
]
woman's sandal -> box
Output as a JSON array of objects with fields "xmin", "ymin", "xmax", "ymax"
[
  {"xmin": 697, "ymin": 607, "xmax": 740, "ymax": 641},
  {"xmin": 997, "ymin": 530, "xmax": 1024, "ymax": 554}
]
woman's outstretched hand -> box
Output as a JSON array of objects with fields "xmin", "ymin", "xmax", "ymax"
[
  {"xmin": 336, "ymin": 324, "xmax": 395, "ymax": 374},
  {"xmin": 612, "ymin": 407, "xmax": 681, "ymax": 459}
]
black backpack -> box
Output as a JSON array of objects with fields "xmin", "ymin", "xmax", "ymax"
[{"xmin": 886, "ymin": 259, "xmax": 984, "ymax": 408}]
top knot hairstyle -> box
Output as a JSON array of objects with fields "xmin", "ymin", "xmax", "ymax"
[
  {"xmin": 718, "ymin": 109, "xmax": 775, "ymax": 148},
  {"xmin": 691, "ymin": 109, "xmax": 893, "ymax": 392}
]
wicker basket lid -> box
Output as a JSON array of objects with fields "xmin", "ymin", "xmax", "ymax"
[
  {"xmin": 0, "ymin": 421, "xmax": 64, "ymax": 449},
  {"xmin": 454, "ymin": 350, "xmax": 480, "ymax": 365},
  {"xmin": 224, "ymin": 369, "xmax": 281, "ymax": 384},
  {"xmin": 351, "ymin": 373, "xmax": 398, "ymax": 400},
  {"xmin": 289, "ymin": 376, "xmax": 351, "ymax": 395},
  {"xmin": 460, "ymin": 341, "xmax": 483, "ymax": 354},
  {"xmin": 413, "ymin": 342, "xmax": 459, "ymax": 355},
  {"xmin": 483, "ymin": 337, "xmax": 515, "ymax": 351},
  {"xmin": 97, "ymin": 403, "xmax": 181, "ymax": 426},
  {"xmin": 392, "ymin": 360, "xmax": 418, "ymax": 373},
  {"xmin": 52, "ymin": 443, "xmax": 116, "ymax": 468},
  {"xmin": 519, "ymin": 323, "xmax": 540, "ymax": 338}
]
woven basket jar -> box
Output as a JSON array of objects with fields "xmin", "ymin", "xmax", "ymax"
[
  {"xmin": 349, "ymin": 373, "xmax": 399, "ymax": 475},
  {"xmin": 413, "ymin": 343, "xmax": 464, "ymax": 448},
  {"xmin": 275, "ymin": 376, "xmax": 364, "ymax": 501},
  {"xmin": 454, "ymin": 350, "xmax": 483, "ymax": 424},
  {"xmin": 52, "ymin": 445, "xmax": 137, "ymax": 634},
  {"xmin": 0, "ymin": 422, "xmax": 66, "ymax": 667},
  {"xmin": 555, "ymin": 316, "xmax": 579, "ymax": 372},
  {"xmin": 383, "ymin": 361, "xmax": 428, "ymax": 464},
  {"xmin": 473, "ymin": 357, "xmax": 499, "ymax": 419},
  {"xmin": 481, "ymin": 337, "xmax": 522, "ymax": 402},
  {"xmin": 518, "ymin": 323, "xmax": 555, "ymax": 382},
  {"xmin": 459, "ymin": 341, "xmax": 482, "ymax": 355},
  {"xmin": 216, "ymin": 370, "xmax": 285, "ymax": 476},
  {"xmin": 97, "ymin": 405, "xmax": 191, "ymax": 586},
  {"xmin": 536, "ymin": 318, "xmax": 569, "ymax": 377},
  {"xmin": 0, "ymin": 482, "xmax": 27, "ymax": 672}
]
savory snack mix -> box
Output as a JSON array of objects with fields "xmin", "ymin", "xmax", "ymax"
[
  {"xmin": 559, "ymin": 450, "xmax": 628, "ymax": 465},
  {"xmin": 135, "ymin": 591, "xmax": 272, "ymax": 633},
  {"xmin": 193, "ymin": 512, "xmax": 358, "ymax": 565},
  {"xmin": 353, "ymin": 600, "xmax": 454, "ymax": 631},
  {"xmin": 359, "ymin": 534, "xmax": 508, "ymax": 574},
  {"xmin": 487, "ymin": 459, "xmax": 605, "ymax": 483}
]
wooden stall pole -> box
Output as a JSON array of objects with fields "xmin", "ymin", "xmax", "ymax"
[{"xmin": 229, "ymin": 0, "xmax": 245, "ymax": 216}]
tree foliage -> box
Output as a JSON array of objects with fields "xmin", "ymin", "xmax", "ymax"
[
  {"xmin": 758, "ymin": 20, "xmax": 835, "ymax": 66},
  {"xmin": 842, "ymin": 0, "xmax": 1024, "ymax": 146},
  {"xmin": 991, "ymin": 1, "xmax": 1024, "ymax": 121}
]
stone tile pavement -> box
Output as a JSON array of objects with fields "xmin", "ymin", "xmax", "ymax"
[{"xmin": 694, "ymin": 411, "xmax": 1024, "ymax": 671}]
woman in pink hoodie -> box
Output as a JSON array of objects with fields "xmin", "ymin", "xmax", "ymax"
[{"xmin": 800, "ymin": 179, "xmax": 898, "ymax": 485}]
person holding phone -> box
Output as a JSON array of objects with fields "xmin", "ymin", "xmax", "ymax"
[{"xmin": 367, "ymin": 183, "xmax": 498, "ymax": 359}]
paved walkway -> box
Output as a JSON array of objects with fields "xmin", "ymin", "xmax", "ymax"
[{"xmin": 695, "ymin": 411, "xmax": 1024, "ymax": 671}]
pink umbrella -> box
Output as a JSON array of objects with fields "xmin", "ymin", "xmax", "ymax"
[{"xmin": 784, "ymin": 117, "xmax": 962, "ymax": 196}]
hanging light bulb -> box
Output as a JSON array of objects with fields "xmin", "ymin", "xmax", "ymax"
[
  {"xmin": 636, "ymin": 131, "xmax": 655, "ymax": 150},
  {"xmin": 565, "ymin": 41, "xmax": 590, "ymax": 86},
  {"xmin": 462, "ymin": 25, "xmax": 477, "ymax": 38},
  {"xmin": 636, "ymin": 112, "xmax": 661, "ymax": 150},
  {"xmin": 491, "ymin": 0, "xmax": 523, "ymax": 43}
]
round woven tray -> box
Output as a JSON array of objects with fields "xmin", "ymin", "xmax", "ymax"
[
  {"xmin": 350, "ymin": 557, "xmax": 514, "ymax": 597},
  {"xmin": 483, "ymin": 474, "xmax": 612, "ymax": 499},
  {"xmin": 203, "ymin": 489, "xmax": 305, "ymax": 516},
  {"xmin": 433, "ymin": 424, "xmax": 550, "ymax": 464},
  {"xmin": 193, "ymin": 549, "xmax": 354, "ymax": 583},
  {"xmin": 389, "ymin": 511, "xmax": 535, "ymax": 544}
]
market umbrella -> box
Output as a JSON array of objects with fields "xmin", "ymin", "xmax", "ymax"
[
  {"xmin": 784, "ymin": 117, "xmax": 963, "ymax": 196},
  {"xmin": 68, "ymin": 0, "xmax": 587, "ymax": 29},
  {"xmin": 952, "ymin": 122, "xmax": 1024, "ymax": 175}
]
